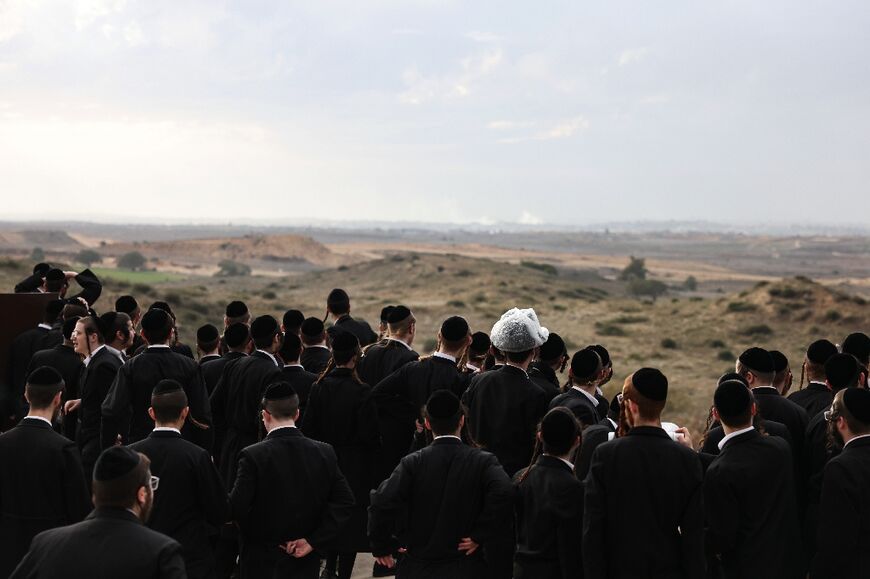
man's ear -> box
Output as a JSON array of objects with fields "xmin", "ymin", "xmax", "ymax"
[
  {"xmin": 181, "ymin": 407, "xmax": 190, "ymax": 421},
  {"xmin": 424, "ymin": 417, "xmax": 432, "ymax": 432},
  {"xmin": 148, "ymin": 407, "xmax": 156, "ymax": 422}
]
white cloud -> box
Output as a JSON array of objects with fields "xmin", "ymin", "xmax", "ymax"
[
  {"xmin": 537, "ymin": 116, "xmax": 589, "ymax": 139},
  {"xmin": 487, "ymin": 119, "xmax": 534, "ymax": 130},
  {"xmin": 75, "ymin": 0, "xmax": 127, "ymax": 31},
  {"xmin": 123, "ymin": 21, "xmax": 145, "ymax": 47},
  {"xmin": 466, "ymin": 30, "xmax": 500, "ymax": 43},
  {"xmin": 519, "ymin": 211, "xmax": 543, "ymax": 225},
  {"xmin": 399, "ymin": 49, "xmax": 503, "ymax": 104},
  {"xmin": 618, "ymin": 47, "xmax": 649, "ymax": 67}
]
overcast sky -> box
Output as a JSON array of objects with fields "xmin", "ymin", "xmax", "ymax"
[{"xmin": 1, "ymin": 1, "xmax": 868, "ymax": 226}]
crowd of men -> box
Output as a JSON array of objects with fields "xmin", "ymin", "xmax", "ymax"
[{"xmin": 2, "ymin": 262, "xmax": 870, "ymax": 579}]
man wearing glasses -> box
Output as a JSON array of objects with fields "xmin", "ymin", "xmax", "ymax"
[
  {"xmin": 11, "ymin": 446, "xmax": 186, "ymax": 578},
  {"xmin": 812, "ymin": 388, "xmax": 870, "ymax": 579}
]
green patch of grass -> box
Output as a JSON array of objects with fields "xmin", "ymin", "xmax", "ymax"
[
  {"xmin": 824, "ymin": 310, "xmax": 842, "ymax": 322},
  {"xmin": 595, "ymin": 323, "xmax": 627, "ymax": 337},
  {"xmin": 447, "ymin": 300, "xmax": 466, "ymax": 308},
  {"xmin": 708, "ymin": 339, "xmax": 726, "ymax": 348},
  {"xmin": 718, "ymin": 350, "xmax": 735, "ymax": 361},
  {"xmin": 661, "ymin": 338, "xmax": 679, "ymax": 349},
  {"xmin": 92, "ymin": 267, "xmax": 185, "ymax": 284},
  {"xmin": 609, "ymin": 315, "xmax": 649, "ymax": 324},
  {"xmin": 727, "ymin": 301, "xmax": 757, "ymax": 313},
  {"xmin": 520, "ymin": 261, "xmax": 558, "ymax": 276}
]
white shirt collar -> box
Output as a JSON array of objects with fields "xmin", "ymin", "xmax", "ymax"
[
  {"xmin": 572, "ymin": 385, "xmax": 599, "ymax": 406},
  {"xmin": 607, "ymin": 417, "xmax": 618, "ymax": 430},
  {"xmin": 387, "ymin": 337, "xmax": 413, "ymax": 351},
  {"xmin": 751, "ymin": 385, "xmax": 778, "ymax": 392},
  {"xmin": 153, "ymin": 426, "xmax": 181, "ymax": 434},
  {"xmin": 38, "ymin": 323, "xmax": 53, "ymax": 331},
  {"xmin": 434, "ymin": 434, "xmax": 461, "ymax": 441},
  {"xmin": 83, "ymin": 344, "xmax": 106, "ymax": 366},
  {"xmin": 433, "ymin": 352, "xmax": 457, "ymax": 363},
  {"xmin": 504, "ymin": 363, "xmax": 529, "ymax": 377},
  {"xmin": 256, "ymin": 349, "xmax": 280, "ymax": 367},
  {"xmin": 24, "ymin": 416, "xmax": 53, "ymax": 427},
  {"xmin": 105, "ymin": 345, "xmax": 125, "ymax": 362},
  {"xmin": 148, "ymin": 344, "xmax": 171, "ymax": 349},
  {"xmin": 284, "ymin": 363, "xmax": 304, "ymax": 368},
  {"xmin": 267, "ymin": 424, "xmax": 298, "ymax": 434},
  {"xmin": 845, "ymin": 433, "xmax": 870, "ymax": 448},
  {"xmin": 306, "ymin": 344, "xmax": 329, "ymax": 350},
  {"xmin": 718, "ymin": 425, "xmax": 755, "ymax": 451},
  {"xmin": 465, "ymin": 363, "xmax": 480, "ymax": 372},
  {"xmin": 555, "ymin": 456, "xmax": 574, "ymax": 470},
  {"xmin": 595, "ymin": 386, "xmax": 603, "ymax": 396}
]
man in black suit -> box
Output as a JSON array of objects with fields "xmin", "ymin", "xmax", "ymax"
[
  {"xmin": 11, "ymin": 446, "xmax": 185, "ymax": 578},
  {"xmin": 201, "ymin": 322, "xmax": 250, "ymax": 396},
  {"xmin": 357, "ymin": 305, "xmax": 419, "ymax": 387},
  {"xmin": 230, "ymin": 382, "xmax": 355, "ymax": 579},
  {"xmin": 27, "ymin": 316, "xmax": 84, "ymax": 438},
  {"xmin": 771, "ymin": 350, "xmax": 793, "ymax": 396},
  {"xmin": 812, "ymin": 388, "xmax": 870, "ymax": 579},
  {"xmin": 573, "ymin": 394, "xmax": 620, "ymax": 481},
  {"xmin": 277, "ymin": 332, "xmax": 317, "ymax": 419},
  {"xmin": 514, "ymin": 408, "xmax": 584, "ymax": 579},
  {"xmin": 528, "ymin": 333, "xmax": 568, "ymax": 401},
  {"xmin": 703, "ymin": 380, "xmax": 803, "ymax": 579},
  {"xmin": 788, "ymin": 339, "xmax": 838, "ymax": 417},
  {"xmin": 0, "ymin": 367, "xmax": 91, "ymax": 578},
  {"xmin": 9, "ymin": 299, "xmax": 65, "ymax": 419},
  {"xmin": 210, "ymin": 315, "xmax": 284, "ymax": 487},
  {"xmin": 300, "ymin": 317, "xmax": 331, "ymax": 375},
  {"xmin": 462, "ymin": 308, "xmax": 550, "ymax": 477},
  {"xmin": 130, "ymin": 380, "xmax": 229, "ymax": 579},
  {"xmin": 15, "ymin": 266, "xmax": 102, "ymax": 306},
  {"xmin": 372, "ymin": 316, "xmax": 472, "ymax": 478},
  {"xmin": 196, "ymin": 324, "xmax": 222, "ymax": 364},
  {"xmin": 325, "ymin": 288, "xmax": 378, "ymax": 347},
  {"xmin": 64, "ymin": 315, "xmax": 124, "ymax": 481},
  {"xmin": 369, "ymin": 390, "xmax": 514, "ymax": 579},
  {"xmin": 583, "ymin": 368, "xmax": 704, "ymax": 579},
  {"xmin": 115, "ymin": 295, "xmax": 147, "ymax": 357},
  {"xmin": 549, "ymin": 348, "xmax": 603, "ymax": 428},
  {"xmin": 101, "ymin": 308, "xmax": 212, "ymax": 449},
  {"xmin": 841, "ymin": 332, "xmax": 870, "ymax": 387}
]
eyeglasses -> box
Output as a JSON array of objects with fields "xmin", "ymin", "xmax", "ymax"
[
  {"xmin": 824, "ymin": 409, "xmax": 840, "ymax": 423},
  {"xmin": 149, "ymin": 476, "xmax": 160, "ymax": 491}
]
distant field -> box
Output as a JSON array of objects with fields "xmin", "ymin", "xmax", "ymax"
[{"xmin": 90, "ymin": 267, "xmax": 187, "ymax": 284}]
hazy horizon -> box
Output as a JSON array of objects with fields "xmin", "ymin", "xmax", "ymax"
[{"xmin": 2, "ymin": 1, "xmax": 869, "ymax": 226}]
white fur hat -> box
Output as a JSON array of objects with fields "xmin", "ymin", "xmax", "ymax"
[{"xmin": 490, "ymin": 308, "xmax": 549, "ymax": 353}]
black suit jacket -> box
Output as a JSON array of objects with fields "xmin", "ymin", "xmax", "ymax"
[
  {"xmin": 328, "ymin": 314, "xmax": 378, "ymax": 347},
  {"xmin": 549, "ymin": 388, "xmax": 600, "ymax": 428},
  {"xmin": 27, "ymin": 344, "xmax": 84, "ymax": 438},
  {"xmin": 528, "ymin": 361, "xmax": 561, "ymax": 401},
  {"xmin": 787, "ymin": 382, "xmax": 832, "ymax": 419},
  {"xmin": 751, "ymin": 387, "xmax": 808, "ymax": 455},
  {"xmin": 700, "ymin": 419, "xmax": 793, "ymax": 455},
  {"xmin": 462, "ymin": 365, "xmax": 549, "ymax": 477},
  {"xmin": 10, "ymin": 507, "xmax": 185, "ymax": 579},
  {"xmin": 280, "ymin": 365, "xmax": 317, "ymax": 419},
  {"xmin": 574, "ymin": 420, "xmax": 617, "ymax": 481},
  {"xmin": 8, "ymin": 326, "xmax": 54, "ymax": 418},
  {"xmin": 209, "ymin": 351, "xmax": 283, "ymax": 486},
  {"xmin": 514, "ymin": 455, "xmax": 585, "ymax": 579},
  {"xmin": 130, "ymin": 430, "xmax": 229, "ymax": 579},
  {"xmin": 230, "ymin": 427, "xmax": 354, "ymax": 577},
  {"xmin": 300, "ymin": 346, "xmax": 331, "ymax": 375},
  {"xmin": 369, "ymin": 437, "xmax": 513, "ymax": 578},
  {"xmin": 200, "ymin": 351, "xmax": 246, "ymax": 396},
  {"xmin": 100, "ymin": 346, "xmax": 212, "ymax": 449},
  {"xmin": 0, "ymin": 418, "xmax": 91, "ymax": 578},
  {"xmin": 78, "ymin": 347, "xmax": 124, "ymax": 444},
  {"xmin": 583, "ymin": 426, "xmax": 705, "ymax": 579},
  {"xmin": 812, "ymin": 436, "xmax": 870, "ymax": 579},
  {"xmin": 703, "ymin": 429, "xmax": 803, "ymax": 579},
  {"xmin": 357, "ymin": 340, "xmax": 419, "ymax": 388}
]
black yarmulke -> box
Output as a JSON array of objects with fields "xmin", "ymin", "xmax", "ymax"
[
  {"xmin": 264, "ymin": 381, "xmax": 297, "ymax": 401},
  {"xmin": 331, "ymin": 330, "xmax": 359, "ymax": 352},
  {"xmin": 98, "ymin": 312, "xmax": 119, "ymax": 338},
  {"xmin": 114, "ymin": 295, "xmax": 138, "ymax": 314},
  {"xmin": 739, "ymin": 347, "xmax": 775, "ymax": 374},
  {"xmin": 282, "ymin": 309, "xmax": 305, "ymax": 329},
  {"xmin": 714, "ymin": 379, "xmax": 753, "ymax": 419},
  {"xmin": 152, "ymin": 379, "xmax": 183, "ymax": 396},
  {"xmin": 94, "ymin": 447, "xmax": 141, "ymax": 482},
  {"xmin": 224, "ymin": 322, "xmax": 251, "ymax": 348},
  {"xmin": 46, "ymin": 268, "xmax": 65, "ymax": 282},
  {"xmin": 386, "ymin": 305, "xmax": 412, "ymax": 325},
  {"xmin": 539, "ymin": 333, "xmax": 567, "ymax": 361},
  {"xmin": 27, "ymin": 366, "xmax": 63, "ymax": 387},
  {"xmin": 62, "ymin": 316, "xmax": 80, "ymax": 340},
  {"xmin": 197, "ymin": 324, "xmax": 219, "ymax": 343},
  {"xmin": 825, "ymin": 353, "xmax": 861, "ymax": 391},
  {"xmin": 842, "ymin": 333, "xmax": 870, "ymax": 365},
  {"xmin": 440, "ymin": 316, "xmax": 469, "ymax": 342},
  {"xmin": 807, "ymin": 339, "xmax": 838, "ymax": 365},
  {"xmin": 380, "ymin": 305, "xmax": 395, "ymax": 323},
  {"xmin": 33, "ymin": 262, "xmax": 51, "ymax": 275},
  {"xmin": 540, "ymin": 408, "xmax": 578, "ymax": 448},
  {"xmin": 141, "ymin": 308, "xmax": 170, "ymax": 333},
  {"xmin": 470, "ymin": 332, "xmax": 490, "ymax": 355},
  {"xmin": 571, "ymin": 348, "xmax": 602, "ymax": 382},
  {"xmin": 718, "ymin": 372, "xmax": 749, "ymax": 387},
  {"xmin": 589, "ymin": 344, "xmax": 611, "ymax": 367},
  {"xmin": 843, "ymin": 388, "xmax": 870, "ymax": 423},
  {"xmin": 770, "ymin": 351, "xmax": 789, "ymax": 373},
  {"xmin": 426, "ymin": 389, "xmax": 460, "ymax": 419},
  {"xmin": 225, "ymin": 301, "xmax": 248, "ymax": 318},
  {"xmin": 250, "ymin": 315, "xmax": 280, "ymax": 341},
  {"xmin": 301, "ymin": 317, "xmax": 325, "ymax": 337},
  {"xmin": 632, "ymin": 368, "xmax": 668, "ymax": 401},
  {"xmin": 149, "ymin": 301, "xmax": 173, "ymax": 316},
  {"xmin": 327, "ymin": 288, "xmax": 350, "ymax": 307}
]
